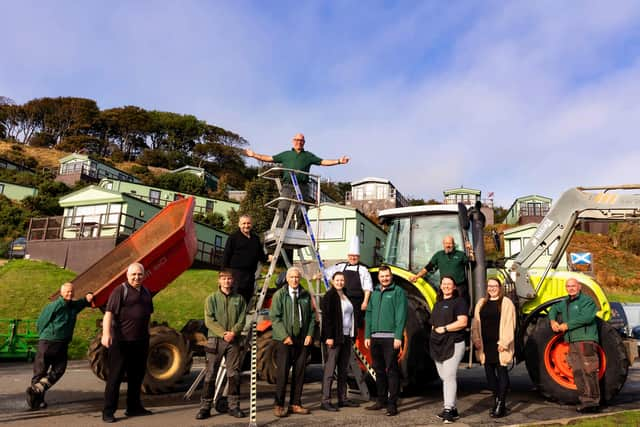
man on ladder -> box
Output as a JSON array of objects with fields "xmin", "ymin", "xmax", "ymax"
[{"xmin": 244, "ymin": 132, "xmax": 350, "ymax": 230}]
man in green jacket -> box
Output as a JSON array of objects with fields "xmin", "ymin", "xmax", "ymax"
[
  {"xmin": 196, "ymin": 270, "xmax": 247, "ymax": 420},
  {"xmin": 548, "ymin": 278, "xmax": 600, "ymax": 413},
  {"xmin": 27, "ymin": 282, "xmax": 93, "ymax": 410},
  {"xmin": 409, "ymin": 235, "xmax": 473, "ymax": 305},
  {"xmin": 270, "ymin": 266, "xmax": 315, "ymax": 417},
  {"xmin": 364, "ymin": 265, "xmax": 407, "ymax": 416},
  {"xmin": 244, "ymin": 133, "xmax": 349, "ymax": 230}
]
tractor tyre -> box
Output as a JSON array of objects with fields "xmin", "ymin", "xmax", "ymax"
[
  {"xmin": 142, "ymin": 325, "xmax": 191, "ymax": 394},
  {"xmin": 400, "ymin": 295, "xmax": 438, "ymax": 394},
  {"xmin": 597, "ymin": 319, "xmax": 629, "ymax": 403},
  {"xmin": 256, "ymin": 330, "xmax": 278, "ymax": 384},
  {"xmin": 524, "ymin": 317, "xmax": 628, "ymax": 404},
  {"xmin": 87, "ymin": 333, "xmax": 109, "ymax": 382}
]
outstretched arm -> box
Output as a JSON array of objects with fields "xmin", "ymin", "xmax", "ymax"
[
  {"xmin": 245, "ymin": 148, "xmax": 274, "ymax": 162},
  {"xmin": 320, "ymin": 156, "xmax": 350, "ymax": 166}
]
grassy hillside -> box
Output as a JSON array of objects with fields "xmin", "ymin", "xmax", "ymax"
[
  {"xmin": 0, "ymin": 259, "xmax": 220, "ymax": 359},
  {"xmin": 0, "ymin": 139, "xmax": 170, "ymax": 177},
  {"xmin": 568, "ymin": 231, "xmax": 640, "ymax": 292}
]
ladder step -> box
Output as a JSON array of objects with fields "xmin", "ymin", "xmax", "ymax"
[{"xmin": 264, "ymin": 228, "xmax": 312, "ymax": 249}]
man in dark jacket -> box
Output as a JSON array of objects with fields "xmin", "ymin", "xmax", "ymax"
[
  {"xmin": 101, "ymin": 263, "xmax": 154, "ymax": 423},
  {"xmin": 196, "ymin": 270, "xmax": 247, "ymax": 419},
  {"xmin": 364, "ymin": 265, "xmax": 407, "ymax": 416},
  {"xmin": 222, "ymin": 214, "xmax": 271, "ymax": 305},
  {"xmin": 270, "ymin": 266, "xmax": 315, "ymax": 417},
  {"xmin": 26, "ymin": 282, "xmax": 93, "ymax": 410},
  {"xmin": 548, "ymin": 278, "xmax": 600, "ymax": 413}
]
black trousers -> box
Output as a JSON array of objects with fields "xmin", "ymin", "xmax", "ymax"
[
  {"xmin": 322, "ymin": 336, "xmax": 352, "ymax": 403},
  {"xmin": 274, "ymin": 338, "xmax": 308, "ymax": 407},
  {"xmin": 103, "ymin": 338, "xmax": 149, "ymax": 415},
  {"xmin": 231, "ymin": 268, "xmax": 256, "ymax": 305},
  {"xmin": 484, "ymin": 363, "xmax": 510, "ymax": 401},
  {"xmin": 370, "ymin": 337, "xmax": 400, "ymax": 407},
  {"xmin": 277, "ymin": 183, "xmax": 309, "ymax": 230},
  {"xmin": 31, "ymin": 340, "xmax": 69, "ymax": 388}
]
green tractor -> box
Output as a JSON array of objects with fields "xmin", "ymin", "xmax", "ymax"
[{"xmin": 359, "ymin": 186, "xmax": 638, "ymax": 403}]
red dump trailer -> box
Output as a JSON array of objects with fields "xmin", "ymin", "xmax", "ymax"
[{"xmin": 75, "ymin": 197, "xmax": 199, "ymax": 393}]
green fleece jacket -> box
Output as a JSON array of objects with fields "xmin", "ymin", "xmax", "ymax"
[
  {"xmin": 204, "ymin": 291, "xmax": 247, "ymax": 338},
  {"xmin": 548, "ymin": 292, "xmax": 599, "ymax": 343},
  {"xmin": 365, "ymin": 282, "xmax": 407, "ymax": 340},
  {"xmin": 270, "ymin": 286, "xmax": 315, "ymax": 341},
  {"xmin": 37, "ymin": 297, "xmax": 90, "ymax": 342}
]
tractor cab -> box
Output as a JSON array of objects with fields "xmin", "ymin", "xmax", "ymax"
[{"xmin": 380, "ymin": 204, "xmax": 475, "ymax": 292}]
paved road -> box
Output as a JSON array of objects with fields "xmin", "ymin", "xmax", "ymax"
[{"xmin": 1, "ymin": 359, "xmax": 638, "ymax": 426}]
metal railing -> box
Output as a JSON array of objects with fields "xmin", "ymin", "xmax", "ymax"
[
  {"xmin": 345, "ymin": 187, "xmax": 408, "ymax": 207},
  {"xmin": 195, "ymin": 240, "xmax": 224, "ymax": 268},
  {"xmin": 28, "ymin": 213, "xmax": 143, "ymax": 241},
  {"xmin": 124, "ymin": 192, "xmax": 222, "ymax": 216},
  {"xmin": 58, "ymin": 163, "xmax": 136, "ymax": 183}
]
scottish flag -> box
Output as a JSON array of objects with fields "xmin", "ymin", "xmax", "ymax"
[{"xmin": 570, "ymin": 252, "xmax": 592, "ymax": 265}]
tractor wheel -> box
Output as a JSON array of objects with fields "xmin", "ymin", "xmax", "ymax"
[
  {"xmin": 524, "ymin": 317, "xmax": 628, "ymax": 404},
  {"xmin": 399, "ymin": 295, "xmax": 438, "ymax": 394},
  {"xmin": 597, "ymin": 319, "xmax": 629, "ymax": 402},
  {"xmin": 256, "ymin": 330, "xmax": 278, "ymax": 384},
  {"xmin": 87, "ymin": 333, "xmax": 109, "ymax": 381},
  {"xmin": 142, "ymin": 325, "xmax": 191, "ymax": 394}
]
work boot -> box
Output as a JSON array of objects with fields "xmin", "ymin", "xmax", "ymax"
[
  {"xmin": 195, "ymin": 408, "xmax": 211, "ymax": 420},
  {"xmin": 26, "ymin": 387, "xmax": 39, "ymax": 410},
  {"xmin": 576, "ymin": 404, "xmax": 599, "ymax": 413},
  {"xmin": 228, "ymin": 406, "xmax": 246, "ymax": 418}
]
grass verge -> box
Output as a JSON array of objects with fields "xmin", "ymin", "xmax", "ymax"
[{"xmin": 519, "ymin": 409, "xmax": 640, "ymax": 427}]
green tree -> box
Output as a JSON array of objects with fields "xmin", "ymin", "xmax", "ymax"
[
  {"xmin": 22, "ymin": 181, "xmax": 70, "ymax": 217},
  {"xmin": 236, "ymin": 178, "xmax": 277, "ymax": 234},
  {"xmin": 0, "ymin": 195, "xmax": 29, "ymax": 237},
  {"xmin": 40, "ymin": 97, "xmax": 100, "ymax": 143},
  {"xmin": 194, "ymin": 212, "xmax": 225, "ymax": 230},
  {"xmin": 493, "ymin": 206, "xmax": 508, "ymax": 224},
  {"xmin": 100, "ymin": 106, "xmax": 151, "ymax": 158},
  {"xmin": 320, "ymin": 181, "xmax": 349, "ymax": 203},
  {"xmin": 155, "ymin": 172, "xmax": 206, "ymax": 196}
]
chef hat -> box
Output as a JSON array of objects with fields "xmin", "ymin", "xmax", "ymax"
[{"xmin": 348, "ymin": 235, "xmax": 360, "ymax": 256}]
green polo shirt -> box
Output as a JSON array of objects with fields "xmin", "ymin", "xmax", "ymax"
[
  {"xmin": 272, "ymin": 149, "xmax": 322, "ymax": 184},
  {"xmin": 426, "ymin": 249, "xmax": 469, "ymax": 285}
]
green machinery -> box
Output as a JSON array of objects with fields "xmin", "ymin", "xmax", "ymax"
[{"xmin": 0, "ymin": 318, "xmax": 39, "ymax": 360}]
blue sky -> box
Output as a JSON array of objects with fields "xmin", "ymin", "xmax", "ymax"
[{"xmin": 2, "ymin": 1, "xmax": 640, "ymax": 207}]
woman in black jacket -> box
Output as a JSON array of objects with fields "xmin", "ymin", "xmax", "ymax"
[{"xmin": 320, "ymin": 272, "xmax": 360, "ymax": 411}]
